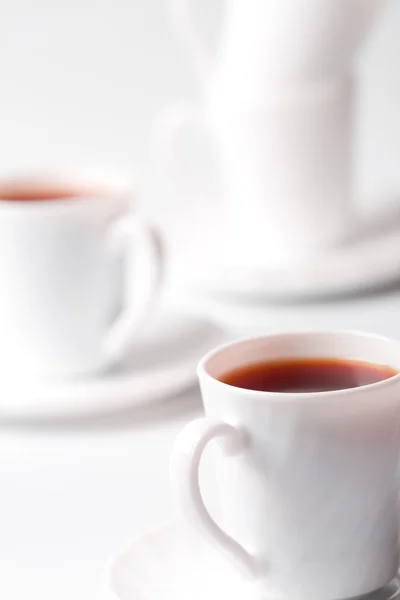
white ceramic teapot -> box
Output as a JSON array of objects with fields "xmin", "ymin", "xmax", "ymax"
[
  {"xmin": 168, "ymin": 0, "xmax": 386, "ymax": 91},
  {"xmin": 155, "ymin": 0, "xmax": 386, "ymax": 267}
]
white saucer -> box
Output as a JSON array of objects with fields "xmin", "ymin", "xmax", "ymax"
[
  {"xmin": 103, "ymin": 519, "xmax": 258, "ymax": 600},
  {"xmin": 103, "ymin": 519, "xmax": 400, "ymax": 600},
  {"xmin": 0, "ymin": 309, "xmax": 225, "ymax": 422},
  {"xmin": 171, "ymin": 201, "xmax": 400, "ymax": 300}
]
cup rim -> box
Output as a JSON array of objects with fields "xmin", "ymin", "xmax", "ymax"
[{"xmin": 197, "ymin": 329, "xmax": 400, "ymax": 400}]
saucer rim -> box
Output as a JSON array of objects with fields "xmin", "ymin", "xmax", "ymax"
[
  {"xmin": 173, "ymin": 221, "xmax": 400, "ymax": 301},
  {"xmin": 0, "ymin": 312, "xmax": 226, "ymax": 422}
]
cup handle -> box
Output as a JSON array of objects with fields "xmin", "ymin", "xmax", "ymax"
[
  {"xmin": 103, "ymin": 215, "xmax": 164, "ymax": 362},
  {"xmin": 151, "ymin": 101, "xmax": 207, "ymax": 190},
  {"xmin": 170, "ymin": 417, "xmax": 261, "ymax": 579}
]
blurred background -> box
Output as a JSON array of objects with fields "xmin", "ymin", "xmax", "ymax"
[{"xmin": 0, "ymin": 0, "xmax": 399, "ymax": 237}]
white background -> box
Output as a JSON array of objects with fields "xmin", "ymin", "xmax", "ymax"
[{"xmin": 1, "ymin": 1, "xmax": 400, "ymax": 599}]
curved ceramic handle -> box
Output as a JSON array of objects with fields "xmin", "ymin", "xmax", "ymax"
[
  {"xmin": 151, "ymin": 101, "xmax": 206, "ymax": 189},
  {"xmin": 167, "ymin": 0, "xmax": 210, "ymax": 83},
  {"xmin": 170, "ymin": 417, "xmax": 260, "ymax": 579},
  {"xmin": 103, "ymin": 215, "xmax": 164, "ymax": 361}
]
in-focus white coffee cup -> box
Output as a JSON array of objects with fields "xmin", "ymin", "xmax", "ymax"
[
  {"xmin": 171, "ymin": 331, "xmax": 400, "ymax": 600},
  {"xmin": 0, "ymin": 170, "xmax": 163, "ymax": 381}
]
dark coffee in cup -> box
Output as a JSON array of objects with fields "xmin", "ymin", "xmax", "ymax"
[
  {"xmin": 219, "ymin": 357, "xmax": 397, "ymax": 393},
  {"xmin": 0, "ymin": 185, "xmax": 88, "ymax": 202}
]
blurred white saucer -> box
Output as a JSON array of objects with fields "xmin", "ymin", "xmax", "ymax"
[
  {"xmin": 0, "ymin": 309, "xmax": 225, "ymax": 422},
  {"xmin": 170, "ymin": 199, "xmax": 400, "ymax": 300},
  {"xmin": 102, "ymin": 519, "xmax": 400, "ymax": 600}
]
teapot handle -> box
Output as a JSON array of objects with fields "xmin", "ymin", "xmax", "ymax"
[{"xmin": 167, "ymin": 0, "xmax": 211, "ymax": 84}]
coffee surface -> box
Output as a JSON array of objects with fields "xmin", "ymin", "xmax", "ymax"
[
  {"xmin": 219, "ymin": 357, "xmax": 397, "ymax": 393},
  {"xmin": 0, "ymin": 186, "xmax": 87, "ymax": 202}
]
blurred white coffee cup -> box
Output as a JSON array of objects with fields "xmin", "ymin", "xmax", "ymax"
[{"xmin": 0, "ymin": 170, "xmax": 163, "ymax": 381}]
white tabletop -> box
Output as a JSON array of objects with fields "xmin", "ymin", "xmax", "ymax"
[
  {"xmin": 0, "ymin": 393, "xmax": 202, "ymax": 600},
  {"xmin": 2, "ymin": 289, "xmax": 400, "ymax": 600}
]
